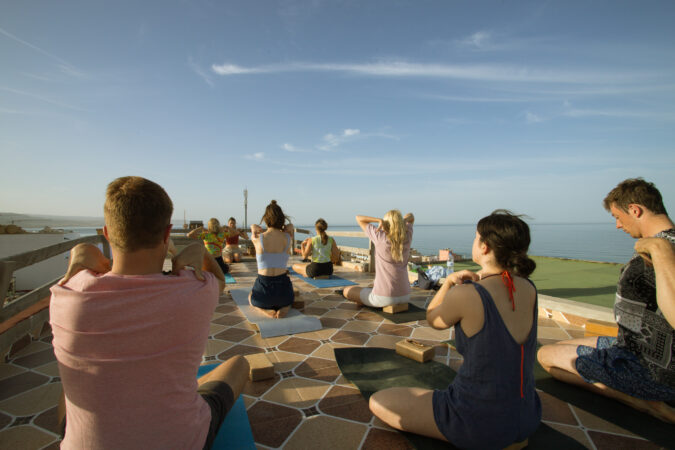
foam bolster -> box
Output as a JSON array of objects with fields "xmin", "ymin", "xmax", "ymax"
[
  {"xmin": 396, "ymin": 339, "xmax": 434, "ymax": 363},
  {"xmin": 244, "ymin": 353, "xmax": 274, "ymax": 381},
  {"xmin": 383, "ymin": 303, "xmax": 409, "ymax": 314}
]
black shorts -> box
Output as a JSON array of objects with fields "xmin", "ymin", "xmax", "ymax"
[
  {"xmin": 250, "ymin": 273, "xmax": 294, "ymax": 310},
  {"xmin": 305, "ymin": 261, "xmax": 333, "ymax": 278},
  {"xmin": 199, "ymin": 381, "xmax": 235, "ymax": 450},
  {"xmin": 215, "ymin": 256, "xmax": 229, "ymax": 275}
]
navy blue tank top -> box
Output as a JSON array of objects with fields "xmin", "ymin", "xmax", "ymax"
[{"xmin": 432, "ymin": 280, "xmax": 542, "ymax": 449}]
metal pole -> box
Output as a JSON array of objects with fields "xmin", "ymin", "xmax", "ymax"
[{"xmin": 244, "ymin": 188, "xmax": 248, "ymax": 228}]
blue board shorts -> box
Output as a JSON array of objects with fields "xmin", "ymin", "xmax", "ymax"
[{"xmin": 576, "ymin": 336, "xmax": 675, "ymax": 401}]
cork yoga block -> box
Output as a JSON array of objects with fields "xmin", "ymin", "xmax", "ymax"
[
  {"xmin": 244, "ymin": 353, "xmax": 275, "ymax": 381},
  {"xmin": 395, "ymin": 339, "xmax": 434, "ymax": 363},
  {"xmin": 383, "ymin": 303, "xmax": 409, "ymax": 314},
  {"xmin": 584, "ymin": 319, "xmax": 618, "ymax": 338}
]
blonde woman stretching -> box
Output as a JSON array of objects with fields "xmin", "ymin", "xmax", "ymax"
[
  {"xmin": 342, "ymin": 211, "xmax": 414, "ymax": 308},
  {"xmin": 188, "ymin": 218, "xmax": 229, "ymax": 275}
]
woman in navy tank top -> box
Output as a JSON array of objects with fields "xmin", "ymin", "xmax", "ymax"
[{"xmin": 369, "ymin": 210, "xmax": 541, "ymax": 449}]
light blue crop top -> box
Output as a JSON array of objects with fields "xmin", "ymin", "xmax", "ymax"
[{"xmin": 256, "ymin": 234, "xmax": 291, "ymax": 270}]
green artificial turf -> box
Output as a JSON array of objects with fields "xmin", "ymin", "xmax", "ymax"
[{"xmin": 419, "ymin": 257, "xmax": 623, "ymax": 309}]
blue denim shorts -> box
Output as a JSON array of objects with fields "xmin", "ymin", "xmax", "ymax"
[{"xmin": 576, "ymin": 336, "xmax": 675, "ymax": 401}]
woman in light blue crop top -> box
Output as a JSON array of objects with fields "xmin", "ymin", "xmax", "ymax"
[{"xmin": 249, "ymin": 200, "xmax": 296, "ymax": 319}]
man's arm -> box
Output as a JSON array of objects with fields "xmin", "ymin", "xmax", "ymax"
[
  {"xmin": 635, "ymin": 237, "xmax": 675, "ymax": 327},
  {"xmin": 172, "ymin": 242, "xmax": 226, "ymax": 291},
  {"xmin": 58, "ymin": 243, "xmax": 111, "ymax": 285}
]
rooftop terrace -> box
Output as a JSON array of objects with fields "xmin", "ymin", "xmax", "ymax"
[{"xmin": 0, "ymin": 257, "xmax": 668, "ymax": 449}]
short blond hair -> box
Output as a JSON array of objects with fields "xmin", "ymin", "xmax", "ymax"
[
  {"xmin": 104, "ymin": 176, "xmax": 173, "ymax": 252},
  {"xmin": 207, "ymin": 218, "xmax": 221, "ymax": 234}
]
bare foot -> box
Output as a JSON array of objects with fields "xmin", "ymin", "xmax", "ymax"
[{"xmin": 275, "ymin": 306, "xmax": 291, "ymax": 318}]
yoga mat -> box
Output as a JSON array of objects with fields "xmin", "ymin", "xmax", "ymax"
[
  {"xmin": 197, "ymin": 364, "xmax": 255, "ymax": 450},
  {"xmin": 335, "ymin": 347, "xmax": 585, "ymax": 449},
  {"xmin": 224, "ymin": 273, "xmax": 236, "ymax": 284},
  {"xmin": 370, "ymin": 303, "xmax": 427, "ymax": 324},
  {"xmin": 533, "ymin": 357, "xmax": 675, "ymax": 447},
  {"xmin": 230, "ymin": 288, "xmax": 322, "ymax": 338},
  {"xmin": 288, "ymin": 268, "xmax": 357, "ymax": 288}
]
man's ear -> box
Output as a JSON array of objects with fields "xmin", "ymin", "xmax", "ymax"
[
  {"xmin": 629, "ymin": 204, "xmax": 644, "ymax": 218},
  {"xmin": 103, "ymin": 225, "xmax": 110, "ymax": 241},
  {"xmin": 163, "ymin": 224, "xmax": 173, "ymax": 244},
  {"xmin": 481, "ymin": 241, "xmax": 490, "ymax": 256}
]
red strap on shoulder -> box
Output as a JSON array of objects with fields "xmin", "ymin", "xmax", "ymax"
[{"xmin": 501, "ymin": 270, "xmax": 516, "ymax": 311}]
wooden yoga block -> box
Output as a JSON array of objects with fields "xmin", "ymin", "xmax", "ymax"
[
  {"xmin": 584, "ymin": 319, "xmax": 618, "ymax": 338},
  {"xmin": 244, "ymin": 353, "xmax": 274, "ymax": 381},
  {"xmin": 396, "ymin": 339, "xmax": 434, "ymax": 363},
  {"xmin": 383, "ymin": 303, "xmax": 409, "ymax": 314},
  {"xmin": 292, "ymin": 300, "xmax": 305, "ymax": 309}
]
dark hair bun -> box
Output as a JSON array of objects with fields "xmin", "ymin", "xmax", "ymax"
[
  {"xmin": 270, "ymin": 200, "xmax": 277, "ymax": 205},
  {"xmin": 508, "ymin": 253, "xmax": 536, "ymax": 278}
]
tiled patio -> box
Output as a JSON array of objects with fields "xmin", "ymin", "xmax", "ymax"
[{"xmin": 0, "ymin": 258, "xmax": 665, "ymax": 449}]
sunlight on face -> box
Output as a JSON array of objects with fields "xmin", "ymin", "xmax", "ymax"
[{"xmin": 471, "ymin": 231, "xmax": 482, "ymax": 263}]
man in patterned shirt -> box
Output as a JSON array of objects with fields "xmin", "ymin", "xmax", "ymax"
[{"xmin": 538, "ymin": 178, "xmax": 675, "ymax": 423}]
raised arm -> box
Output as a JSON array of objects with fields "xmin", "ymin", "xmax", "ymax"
[
  {"xmin": 404, "ymin": 213, "xmax": 415, "ymax": 225},
  {"xmin": 426, "ymin": 270, "xmax": 480, "ymax": 329},
  {"xmin": 187, "ymin": 226, "xmax": 204, "ymax": 239},
  {"xmin": 635, "ymin": 237, "xmax": 675, "ymax": 327},
  {"xmin": 238, "ymin": 228, "xmax": 249, "ymax": 240},
  {"xmin": 250, "ymin": 224, "xmax": 263, "ymax": 240},
  {"xmin": 355, "ymin": 215, "xmax": 382, "ymax": 233},
  {"xmin": 58, "ymin": 243, "xmax": 112, "ymax": 285}
]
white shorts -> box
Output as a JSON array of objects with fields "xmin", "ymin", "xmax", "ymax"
[
  {"xmin": 223, "ymin": 246, "xmax": 241, "ymax": 257},
  {"xmin": 359, "ymin": 288, "xmax": 410, "ymax": 308}
]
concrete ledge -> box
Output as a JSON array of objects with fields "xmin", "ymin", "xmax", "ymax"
[{"xmin": 538, "ymin": 294, "xmax": 615, "ymax": 323}]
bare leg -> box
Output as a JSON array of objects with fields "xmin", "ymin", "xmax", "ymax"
[
  {"xmin": 57, "ymin": 391, "xmax": 66, "ymax": 437},
  {"xmin": 234, "ymin": 253, "xmax": 241, "ymax": 262},
  {"xmin": 292, "ymin": 263, "xmax": 309, "ymax": 277},
  {"xmin": 369, "ymin": 387, "xmax": 447, "ymax": 441},
  {"xmin": 224, "ymin": 255, "xmax": 233, "ymax": 264},
  {"xmin": 538, "ymin": 343, "xmax": 675, "ymax": 423},
  {"xmin": 248, "ymin": 291, "xmax": 277, "ymax": 318},
  {"xmin": 343, "ymin": 286, "xmax": 365, "ymax": 305},
  {"xmin": 198, "ymin": 355, "xmax": 249, "ymax": 399},
  {"xmin": 275, "ymin": 305, "xmax": 291, "ymax": 318}
]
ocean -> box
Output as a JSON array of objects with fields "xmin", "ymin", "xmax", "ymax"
[{"xmin": 40, "ymin": 223, "xmax": 636, "ymax": 264}]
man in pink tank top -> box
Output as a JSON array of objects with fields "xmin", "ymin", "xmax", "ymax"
[{"xmin": 50, "ymin": 176, "xmax": 249, "ymax": 449}]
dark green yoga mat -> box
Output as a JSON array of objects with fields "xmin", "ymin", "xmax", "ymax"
[
  {"xmin": 371, "ymin": 303, "xmax": 427, "ymax": 324},
  {"xmin": 335, "ymin": 347, "xmax": 587, "ymax": 449}
]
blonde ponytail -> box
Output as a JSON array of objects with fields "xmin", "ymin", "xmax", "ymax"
[{"xmin": 383, "ymin": 210, "xmax": 406, "ymax": 262}]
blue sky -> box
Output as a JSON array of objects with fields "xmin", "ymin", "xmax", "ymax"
[{"xmin": 1, "ymin": 0, "xmax": 674, "ymax": 226}]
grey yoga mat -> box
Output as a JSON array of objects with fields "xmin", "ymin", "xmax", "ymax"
[{"xmin": 229, "ymin": 288, "xmax": 322, "ymax": 338}]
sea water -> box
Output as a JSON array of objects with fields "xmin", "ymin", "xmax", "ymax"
[
  {"xmin": 318, "ymin": 223, "xmax": 636, "ymax": 264},
  {"xmin": 34, "ymin": 224, "xmax": 636, "ymax": 264}
]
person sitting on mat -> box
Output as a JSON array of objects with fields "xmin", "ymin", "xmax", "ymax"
[
  {"xmin": 341, "ymin": 210, "xmax": 414, "ymax": 308},
  {"xmin": 50, "ymin": 176, "xmax": 249, "ymax": 449},
  {"xmin": 223, "ymin": 217, "xmax": 249, "ymax": 264},
  {"xmin": 369, "ymin": 210, "xmax": 541, "ymax": 449},
  {"xmin": 292, "ymin": 218, "xmax": 340, "ymax": 278},
  {"xmin": 249, "ymin": 200, "xmax": 295, "ymax": 319},
  {"xmin": 188, "ymin": 218, "xmax": 229, "ymax": 275}
]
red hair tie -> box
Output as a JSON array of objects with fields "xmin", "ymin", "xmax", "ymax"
[{"xmin": 501, "ymin": 270, "xmax": 516, "ymax": 310}]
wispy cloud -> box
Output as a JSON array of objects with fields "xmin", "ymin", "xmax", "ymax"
[
  {"xmin": 428, "ymin": 94, "xmax": 538, "ymax": 103},
  {"xmin": 524, "ymin": 111, "xmax": 544, "ymax": 123},
  {"xmin": 0, "ymin": 86, "xmax": 86, "ymax": 111},
  {"xmin": 188, "ymin": 58, "xmax": 214, "ymax": 87},
  {"xmin": 563, "ymin": 108, "xmax": 675, "ymax": 121},
  {"xmin": 317, "ymin": 128, "xmax": 360, "ymax": 151},
  {"xmin": 245, "ymin": 152, "xmax": 266, "ymax": 161},
  {"xmin": 282, "ymin": 143, "xmax": 311, "ymax": 153},
  {"xmin": 456, "ymin": 31, "xmax": 493, "ymax": 49},
  {"xmin": 0, "ymin": 26, "xmax": 85, "ymax": 78},
  {"xmin": 211, "ymin": 60, "xmax": 653, "ymax": 84}
]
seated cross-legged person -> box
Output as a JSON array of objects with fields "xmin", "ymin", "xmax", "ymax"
[
  {"xmin": 292, "ymin": 218, "xmax": 340, "ymax": 278},
  {"xmin": 369, "ymin": 210, "xmax": 541, "ymax": 449},
  {"xmin": 249, "ymin": 200, "xmax": 295, "ymax": 319},
  {"xmin": 341, "ymin": 210, "xmax": 414, "ymax": 308},
  {"xmin": 50, "ymin": 176, "xmax": 249, "ymax": 450}
]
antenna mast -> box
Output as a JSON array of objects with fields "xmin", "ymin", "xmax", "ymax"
[{"xmin": 244, "ymin": 188, "xmax": 248, "ymax": 228}]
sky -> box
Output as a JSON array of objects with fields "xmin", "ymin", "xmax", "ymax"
[{"xmin": 1, "ymin": 0, "xmax": 674, "ymax": 227}]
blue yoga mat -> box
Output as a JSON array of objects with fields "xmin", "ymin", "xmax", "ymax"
[
  {"xmin": 225, "ymin": 273, "xmax": 236, "ymax": 284},
  {"xmin": 197, "ymin": 364, "xmax": 255, "ymax": 450},
  {"xmin": 288, "ymin": 268, "xmax": 357, "ymax": 288}
]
